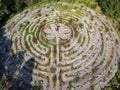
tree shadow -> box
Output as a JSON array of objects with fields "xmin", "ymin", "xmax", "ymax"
[{"xmin": 0, "ymin": 28, "xmax": 35, "ymax": 90}]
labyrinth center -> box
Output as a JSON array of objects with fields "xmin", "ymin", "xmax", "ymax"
[{"xmin": 5, "ymin": 2, "xmax": 120, "ymax": 90}]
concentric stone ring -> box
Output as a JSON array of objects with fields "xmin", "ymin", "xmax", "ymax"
[{"xmin": 4, "ymin": 2, "xmax": 120, "ymax": 90}]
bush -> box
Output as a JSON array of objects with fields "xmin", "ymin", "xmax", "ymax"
[{"xmin": 97, "ymin": 0, "xmax": 120, "ymax": 19}]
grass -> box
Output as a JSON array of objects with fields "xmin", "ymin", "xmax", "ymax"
[
  {"xmin": 81, "ymin": 55, "xmax": 87, "ymax": 60},
  {"xmin": 90, "ymin": 45, "xmax": 94, "ymax": 50},
  {"xmin": 73, "ymin": 73, "xmax": 89, "ymax": 83},
  {"xmin": 81, "ymin": 36, "xmax": 86, "ymax": 46},
  {"xmin": 73, "ymin": 76, "xmax": 82, "ymax": 82},
  {"xmin": 23, "ymin": 0, "xmax": 98, "ymax": 11},
  {"xmin": 100, "ymin": 33, "xmax": 104, "ymax": 54},
  {"xmin": 50, "ymin": 0, "xmax": 98, "ymax": 9},
  {"xmin": 53, "ymin": 74, "xmax": 57, "ymax": 86},
  {"xmin": 104, "ymin": 69, "xmax": 120, "ymax": 89},
  {"xmin": 115, "ymin": 29, "xmax": 120, "ymax": 38},
  {"xmin": 0, "ymin": 82, "xmax": 7, "ymax": 90},
  {"xmin": 104, "ymin": 87, "xmax": 112, "ymax": 90}
]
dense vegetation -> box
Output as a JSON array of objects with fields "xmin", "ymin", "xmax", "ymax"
[
  {"xmin": 97, "ymin": 0, "xmax": 120, "ymax": 19},
  {"xmin": 0, "ymin": 0, "xmax": 120, "ymax": 27},
  {"xmin": 97, "ymin": 0, "xmax": 120, "ymax": 35},
  {"xmin": 0, "ymin": 0, "xmax": 26, "ymax": 27},
  {"xmin": 0, "ymin": 0, "xmax": 98, "ymax": 27}
]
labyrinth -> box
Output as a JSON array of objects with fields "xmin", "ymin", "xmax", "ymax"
[{"xmin": 4, "ymin": 2, "xmax": 120, "ymax": 90}]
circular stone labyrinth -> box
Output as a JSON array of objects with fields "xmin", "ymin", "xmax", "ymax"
[{"xmin": 4, "ymin": 2, "xmax": 120, "ymax": 90}]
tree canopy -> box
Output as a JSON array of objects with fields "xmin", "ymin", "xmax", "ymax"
[{"xmin": 97, "ymin": 0, "xmax": 120, "ymax": 19}]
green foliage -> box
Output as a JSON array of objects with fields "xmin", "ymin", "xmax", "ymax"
[
  {"xmin": 0, "ymin": 0, "xmax": 98, "ymax": 27},
  {"xmin": 116, "ymin": 20, "xmax": 120, "ymax": 34},
  {"xmin": 22, "ymin": 0, "xmax": 98, "ymax": 9},
  {"xmin": 97, "ymin": 0, "xmax": 120, "ymax": 19},
  {"xmin": 74, "ymin": 0, "xmax": 98, "ymax": 9},
  {"xmin": 0, "ymin": 0, "xmax": 9, "ymax": 20},
  {"xmin": 0, "ymin": 82, "xmax": 7, "ymax": 90},
  {"xmin": 23, "ymin": 0, "xmax": 43, "ymax": 6},
  {"xmin": 104, "ymin": 70, "xmax": 120, "ymax": 90},
  {"xmin": 104, "ymin": 87, "xmax": 112, "ymax": 90},
  {"xmin": 97, "ymin": 0, "xmax": 120, "ymax": 33},
  {"xmin": 0, "ymin": 0, "xmax": 27, "ymax": 27},
  {"xmin": 2, "ymin": 0, "xmax": 26, "ymax": 13}
]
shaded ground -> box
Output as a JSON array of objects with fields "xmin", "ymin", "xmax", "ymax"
[{"xmin": 0, "ymin": 29, "xmax": 35, "ymax": 90}]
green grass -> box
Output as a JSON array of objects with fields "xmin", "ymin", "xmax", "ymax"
[
  {"xmin": 104, "ymin": 87, "xmax": 112, "ymax": 90},
  {"xmin": 51, "ymin": 0, "xmax": 98, "ymax": 9},
  {"xmin": 23, "ymin": 0, "xmax": 98, "ymax": 10},
  {"xmin": 100, "ymin": 33, "xmax": 104, "ymax": 54},
  {"xmin": 0, "ymin": 82, "xmax": 7, "ymax": 90},
  {"xmin": 104, "ymin": 69, "xmax": 120, "ymax": 89},
  {"xmin": 81, "ymin": 36, "xmax": 86, "ymax": 46},
  {"xmin": 115, "ymin": 29, "xmax": 120, "ymax": 38}
]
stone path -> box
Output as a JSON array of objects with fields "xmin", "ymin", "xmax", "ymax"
[{"xmin": 4, "ymin": 2, "xmax": 120, "ymax": 90}]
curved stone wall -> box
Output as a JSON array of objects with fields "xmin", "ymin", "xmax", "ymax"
[{"xmin": 4, "ymin": 2, "xmax": 120, "ymax": 90}]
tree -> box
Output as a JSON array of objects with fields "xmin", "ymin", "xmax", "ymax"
[
  {"xmin": 97, "ymin": 0, "xmax": 120, "ymax": 19},
  {"xmin": 0, "ymin": 0, "xmax": 9, "ymax": 20}
]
